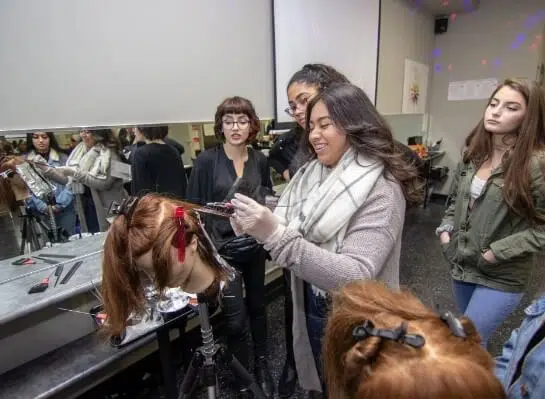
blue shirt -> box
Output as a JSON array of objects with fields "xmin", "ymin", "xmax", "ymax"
[
  {"xmin": 25, "ymin": 149, "xmax": 74, "ymax": 212},
  {"xmin": 495, "ymin": 295, "xmax": 545, "ymax": 398}
]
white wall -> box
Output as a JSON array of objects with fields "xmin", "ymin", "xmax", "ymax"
[
  {"xmin": 0, "ymin": 0, "xmax": 274, "ymax": 132},
  {"xmin": 428, "ymin": 0, "xmax": 545, "ymax": 194},
  {"xmin": 376, "ymin": 0, "xmax": 435, "ymax": 115},
  {"xmin": 273, "ymin": 0, "xmax": 380, "ymax": 122}
]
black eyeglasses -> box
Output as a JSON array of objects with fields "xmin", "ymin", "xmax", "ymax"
[
  {"xmin": 284, "ymin": 96, "xmax": 310, "ymax": 117},
  {"xmin": 222, "ymin": 120, "xmax": 249, "ymax": 129}
]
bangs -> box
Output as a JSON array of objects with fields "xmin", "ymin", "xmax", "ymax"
[{"xmin": 218, "ymin": 98, "xmax": 255, "ymax": 118}]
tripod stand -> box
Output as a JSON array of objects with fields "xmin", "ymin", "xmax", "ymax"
[
  {"xmin": 18, "ymin": 203, "xmax": 69, "ymax": 254},
  {"xmin": 177, "ymin": 293, "xmax": 266, "ymax": 399},
  {"xmin": 18, "ymin": 205, "xmax": 52, "ymax": 254}
]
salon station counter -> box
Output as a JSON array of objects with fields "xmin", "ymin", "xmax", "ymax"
[{"xmin": 0, "ymin": 232, "xmax": 283, "ymax": 398}]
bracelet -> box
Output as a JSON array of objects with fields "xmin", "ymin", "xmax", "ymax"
[{"xmin": 435, "ymin": 224, "xmax": 454, "ymax": 236}]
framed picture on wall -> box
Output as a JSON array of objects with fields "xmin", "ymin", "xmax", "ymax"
[{"xmin": 402, "ymin": 59, "xmax": 429, "ymax": 114}]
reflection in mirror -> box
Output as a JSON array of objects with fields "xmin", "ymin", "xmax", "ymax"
[{"xmin": 0, "ymin": 121, "xmax": 281, "ymax": 378}]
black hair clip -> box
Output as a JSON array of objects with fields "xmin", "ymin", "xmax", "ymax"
[
  {"xmin": 352, "ymin": 320, "xmax": 425, "ymax": 349},
  {"xmin": 440, "ymin": 311, "xmax": 467, "ymax": 338},
  {"xmin": 107, "ymin": 196, "xmax": 140, "ymax": 224}
]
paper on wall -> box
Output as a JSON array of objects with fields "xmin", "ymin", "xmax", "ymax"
[
  {"xmin": 448, "ymin": 78, "xmax": 498, "ymax": 101},
  {"xmin": 203, "ymin": 123, "xmax": 215, "ymax": 137}
]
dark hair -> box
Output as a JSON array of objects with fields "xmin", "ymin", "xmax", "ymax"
[
  {"xmin": 324, "ymin": 280, "xmax": 505, "ymax": 398},
  {"xmin": 26, "ymin": 132, "xmax": 63, "ymax": 155},
  {"xmin": 88, "ymin": 129, "xmax": 120, "ymax": 151},
  {"xmin": 286, "ymin": 64, "xmax": 351, "ymax": 162},
  {"xmin": 463, "ymin": 78, "xmax": 545, "ymax": 222},
  {"xmin": 287, "ymin": 63, "xmax": 350, "ymax": 92},
  {"xmin": 138, "ymin": 126, "xmax": 168, "ymax": 141},
  {"xmin": 0, "ymin": 155, "xmax": 24, "ymax": 211},
  {"xmin": 213, "ymin": 96, "xmax": 261, "ymax": 143},
  {"xmin": 0, "ymin": 139, "xmax": 14, "ymax": 157},
  {"xmin": 118, "ymin": 128, "xmax": 133, "ymax": 147},
  {"xmin": 305, "ymin": 83, "xmax": 423, "ymax": 206}
]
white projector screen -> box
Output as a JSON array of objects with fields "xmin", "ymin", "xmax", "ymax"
[
  {"xmin": 0, "ymin": 0, "xmax": 274, "ymax": 132},
  {"xmin": 273, "ymin": 0, "xmax": 380, "ymax": 123}
]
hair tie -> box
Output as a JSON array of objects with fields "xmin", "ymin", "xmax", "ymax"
[{"xmin": 173, "ymin": 206, "xmax": 186, "ymax": 262}]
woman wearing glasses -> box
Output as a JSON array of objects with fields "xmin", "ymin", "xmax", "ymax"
[
  {"xmin": 268, "ymin": 63, "xmax": 351, "ymax": 398},
  {"xmin": 269, "ymin": 64, "xmax": 349, "ymax": 184},
  {"xmin": 187, "ymin": 96, "xmax": 274, "ymax": 398}
]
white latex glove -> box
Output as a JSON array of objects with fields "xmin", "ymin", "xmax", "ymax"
[
  {"xmin": 231, "ymin": 193, "xmax": 281, "ymax": 243},
  {"xmin": 229, "ymin": 216, "xmax": 244, "ymax": 237}
]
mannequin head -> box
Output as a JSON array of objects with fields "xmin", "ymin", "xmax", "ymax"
[
  {"xmin": 102, "ymin": 194, "xmax": 232, "ymax": 336},
  {"xmin": 323, "ymin": 281, "xmax": 505, "ymax": 399},
  {"xmin": 0, "ymin": 156, "xmax": 31, "ymax": 211}
]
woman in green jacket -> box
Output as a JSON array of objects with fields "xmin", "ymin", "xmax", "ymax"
[{"xmin": 436, "ymin": 78, "xmax": 545, "ymax": 347}]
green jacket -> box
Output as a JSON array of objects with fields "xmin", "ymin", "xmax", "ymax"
[{"xmin": 438, "ymin": 155, "xmax": 545, "ymax": 292}]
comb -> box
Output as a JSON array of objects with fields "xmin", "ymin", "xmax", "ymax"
[{"xmin": 195, "ymin": 202, "xmax": 236, "ymax": 218}]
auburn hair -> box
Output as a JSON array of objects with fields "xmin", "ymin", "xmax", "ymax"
[
  {"xmin": 323, "ymin": 281, "xmax": 505, "ymax": 399},
  {"xmin": 464, "ymin": 78, "xmax": 545, "ymax": 222},
  {"xmin": 101, "ymin": 194, "xmax": 229, "ymax": 337},
  {"xmin": 0, "ymin": 155, "xmax": 26, "ymax": 211}
]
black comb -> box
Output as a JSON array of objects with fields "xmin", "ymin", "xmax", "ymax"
[{"xmin": 195, "ymin": 202, "xmax": 236, "ymax": 218}]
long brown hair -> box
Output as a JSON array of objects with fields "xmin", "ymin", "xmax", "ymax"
[
  {"xmin": 0, "ymin": 155, "xmax": 26, "ymax": 211},
  {"xmin": 101, "ymin": 194, "xmax": 228, "ymax": 337},
  {"xmin": 323, "ymin": 281, "xmax": 505, "ymax": 399},
  {"xmin": 464, "ymin": 78, "xmax": 545, "ymax": 222},
  {"xmin": 305, "ymin": 83, "xmax": 423, "ymax": 206}
]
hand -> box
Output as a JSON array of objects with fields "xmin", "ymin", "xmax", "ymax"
[
  {"xmin": 482, "ymin": 249, "xmax": 497, "ymax": 264},
  {"xmin": 282, "ymin": 169, "xmax": 290, "ymax": 182},
  {"xmin": 439, "ymin": 231, "xmax": 451, "ymax": 244},
  {"xmin": 32, "ymin": 161, "xmax": 49, "ymax": 171},
  {"xmin": 50, "ymin": 205, "xmax": 61, "ymax": 214},
  {"xmin": 229, "ymin": 216, "xmax": 244, "ymax": 236},
  {"xmin": 56, "ymin": 166, "xmax": 77, "ymax": 177},
  {"xmin": 231, "ymin": 193, "xmax": 280, "ymax": 242}
]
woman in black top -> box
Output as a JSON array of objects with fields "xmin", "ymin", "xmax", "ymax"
[
  {"xmin": 131, "ymin": 126, "xmax": 186, "ymax": 198},
  {"xmin": 187, "ymin": 97, "xmax": 274, "ymax": 398}
]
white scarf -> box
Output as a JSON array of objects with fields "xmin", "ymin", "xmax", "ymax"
[
  {"xmin": 274, "ymin": 147, "xmax": 384, "ymax": 296},
  {"xmin": 65, "ymin": 142, "xmax": 112, "ymax": 194}
]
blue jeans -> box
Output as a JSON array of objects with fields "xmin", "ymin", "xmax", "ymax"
[
  {"xmin": 452, "ymin": 280, "xmax": 524, "ymax": 347},
  {"xmin": 304, "ymin": 283, "xmax": 328, "ymax": 390}
]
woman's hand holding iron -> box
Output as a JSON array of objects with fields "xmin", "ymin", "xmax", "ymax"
[{"xmin": 231, "ymin": 193, "xmax": 284, "ymax": 243}]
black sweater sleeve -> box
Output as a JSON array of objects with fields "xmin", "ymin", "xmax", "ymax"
[
  {"xmin": 131, "ymin": 147, "xmax": 154, "ymax": 196},
  {"xmin": 268, "ymin": 145, "xmax": 289, "ymax": 175},
  {"xmin": 260, "ymin": 154, "xmax": 273, "ymax": 192},
  {"xmin": 187, "ymin": 153, "xmax": 211, "ymax": 205}
]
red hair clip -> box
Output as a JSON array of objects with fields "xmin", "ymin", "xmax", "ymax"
[{"xmin": 173, "ymin": 207, "xmax": 186, "ymax": 262}]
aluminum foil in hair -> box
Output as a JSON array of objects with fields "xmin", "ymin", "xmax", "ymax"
[{"xmin": 15, "ymin": 162, "xmax": 55, "ymax": 199}]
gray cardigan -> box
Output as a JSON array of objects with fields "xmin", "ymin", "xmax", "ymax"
[
  {"xmin": 264, "ymin": 174, "xmax": 405, "ymax": 392},
  {"xmin": 44, "ymin": 150, "xmax": 126, "ymax": 232}
]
